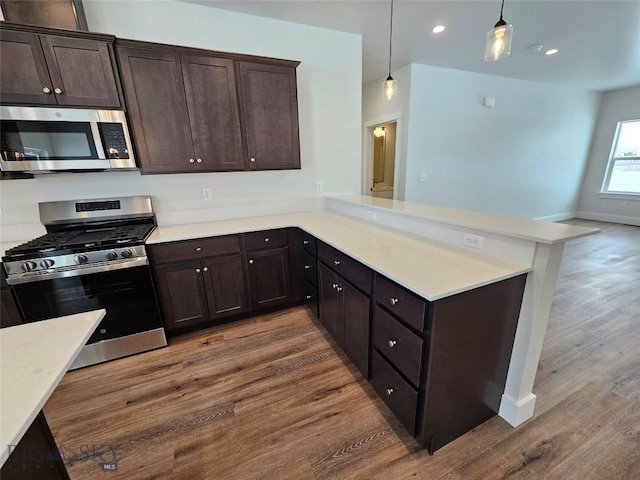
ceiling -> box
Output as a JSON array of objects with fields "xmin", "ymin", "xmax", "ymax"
[{"xmin": 183, "ymin": 0, "xmax": 640, "ymax": 92}]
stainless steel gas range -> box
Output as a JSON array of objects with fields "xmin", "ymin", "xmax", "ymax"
[{"xmin": 2, "ymin": 196, "xmax": 166, "ymax": 369}]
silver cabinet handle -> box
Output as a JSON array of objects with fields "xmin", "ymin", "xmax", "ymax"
[
  {"xmin": 196, "ymin": 247, "xmax": 202, "ymax": 252},
  {"xmin": 303, "ymin": 240, "xmax": 310, "ymax": 245},
  {"xmin": 195, "ymin": 268, "xmax": 201, "ymax": 273},
  {"xmin": 388, "ymin": 340, "xmax": 397, "ymax": 348},
  {"xmin": 386, "ymin": 388, "xmax": 394, "ymax": 396},
  {"xmin": 334, "ymin": 260, "xmax": 341, "ymax": 266},
  {"xmin": 249, "ymin": 259, "xmax": 254, "ymax": 264},
  {"xmin": 196, "ymin": 158, "xmax": 202, "ymax": 163},
  {"xmin": 54, "ymin": 87, "xmax": 63, "ymax": 94},
  {"xmin": 250, "ymin": 157, "xmax": 256, "ymax": 163},
  {"xmin": 203, "ymin": 267, "xmax": 208, "ymax": 272},
  {"xmin": 332, "ymin": 283, "xmax": 339, "ymax": 289},
  {"xmin": 189, "ymin": 158, "xmax": 195, "ymax": 164},
  {"xmin": 336, "ymin": 286, "xmax": 343, "ymax": 292},
  {"xmin": 390, "ymin": 297, "xmax": 399, "ymax": 306},
  {"xmin": 264, "ymin": 237, "xmax": 270, "ymax": 242},
  {"xmin": 305, "ymin": 295, "xmax": 313, "ymax": 300},
  {"xmin": 42, "ymin": 87, "xmax": 52, "ymax": 93},
  {"xmin": 304, "ymin": 265, "xmax": 312, "ymax": 270}
]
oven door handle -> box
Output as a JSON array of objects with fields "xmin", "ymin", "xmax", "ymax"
[{"xmin": 6, "ymin": 258, "xmax": 149, "ymax": 285}]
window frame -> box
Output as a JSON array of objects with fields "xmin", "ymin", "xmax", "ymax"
[{"xmin": 600, "ymin": 119, "xmax": 640, "ymax": 197}]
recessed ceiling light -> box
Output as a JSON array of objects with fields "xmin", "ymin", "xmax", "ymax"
[
  {"xmin": 545, "ymin": 48, "xmax": 558, "ymax": 55},
  {"xmin": 432, "ymin": 25, "xmax": 445, "ymax": 33}
]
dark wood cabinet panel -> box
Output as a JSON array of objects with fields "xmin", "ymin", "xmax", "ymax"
[
  {"xmin": 149, "ymin": 235, "xmax": 241, "ymax": 265},
  {"xmin": 181, "ymin": 55, "xmax": 244, "ymax": 171},
  {"xmin": 202, "ymin": 254, "xmax": 248, "ymax": 319},
  {"xmin": 317, "ymin": 242, "xmax": 372, "ymax": 294},
  {"xmin": 0, "ymin": 29, "xmax": 57, "ymax": 105},
  {"xmin": 318, "ymin": 263, "xmax": 341, "ymax": 341},
  {"xmin": 154, "ymin": 260, "xmax": 209, "ymax": 330},
  {"xmin": 341, "ymin": 282, "xmax": 370, "ymax": 378},
  {"xmin": 41, "ymin": 35, "xmax": 121, "ymax": 108},
  {"xmin": 243, "ymin": 228, "xmax": 288, "ymax": 251},
  {"xmin": 374, "ymin": 276, "xmax": 426, "ymax": 332},
  {"xmin": 117, "ymin": 46, "xmax": 195, "ymax": 173},
  {"xmin": 238, "ymin": 61, "xmax": 300, "ymax": 170},
  {"xmin": 247, "ymin": 246, "xmax": 291, "ymax": 309},
  {"xmin": 1, "ymin": 288, "xmax": 23, "ymax": 328}
]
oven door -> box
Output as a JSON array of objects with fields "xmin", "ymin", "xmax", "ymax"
[{"xmin": 12, "ymin": 265, "xmax": 163, "ymax": 345}]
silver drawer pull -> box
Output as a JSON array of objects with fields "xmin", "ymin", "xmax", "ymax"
[
  {"xmin": 250, "ymin": 157, "xmax": 256, "ymax": 163},
  {"xmin": 54, "ymin": 87, "xmax": 63, "ymax": 94},
  {"xmin": 303, "ymin": 240, "xmax": 310, "ymax": 245},
  {"xmin": 264, "ymin": 237, "xmax": 270, "ymax": 242},
  {"xmin": 196, "ymin": 158, "xmax": 202, "ymax": 163},
  {"xmin": 336, "ymin": 286, "xmax": 343, "ymax": 292},
  {"xmin": 189, "ymin": 158, "xmax": 195, "ymax": 163},
  {"xmin": 304, "ymin": 265, "xmax": 312, "ymax": 270},
  {"xmin": 196, "ymin": 247, "xmax": 202, "ymax": 252},
  {"xmin": 386, "ymin": 388, "xmax": 394, "ymax": 396},
  {"xmin": 305, "ymin": 295, "xmax": 313, "ymax": 300},
  {"xmin": 203, "ymin": 267, "xmax": 208, "ymax": 272},
  {"xmin": 195, "ymin": 268, "xmax": 201, "ymax": 273},
  {"xmin": 42, "ymin": 87, "xmax": 52, "ymax": 93},
  {"xmin": 334, "ymin": 260, "xmax": 341, "ymax": 266},
  {"xmin": 388, "ymin": 340, "xmax": 397, "ymax": 348},
  {"xmin": 390, "ymin": 297, "xmax": 399, "ymax": 306},
  {"xmin": 249, "ymin": 259, "xmax": 254, "ymax": 264},
  {"xmin": 332, "ymin": 283, "xmax": 339, "ymax": 289}
]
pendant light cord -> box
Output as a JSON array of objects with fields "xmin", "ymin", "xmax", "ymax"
[
  {"xmin": 500, "ymin": 0, "xmax": 505, "ymax": 21},
  {"xmin": 388, "ymin": 0, "xmax": 394, "ymax": 76}
]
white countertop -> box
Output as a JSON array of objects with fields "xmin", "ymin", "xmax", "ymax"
[
  {"xmin": 0, "ymin": 310, "xmax": 104, "ymax": 466},
  {"xmin": 0, "ymin": 240, "xmax": 27, "ymax": 258},
  {"xmin": 148, "ymin": 211, "xmax": 531, "ymax": 301},
  {"xmin": 330, "ymin": 195, "xmax": 599, "ymax": 244}
]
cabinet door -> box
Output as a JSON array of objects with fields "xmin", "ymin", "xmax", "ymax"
[
  {"xmin": 237, "ymin": 61, "xmax": 300, "ymax": 170},
  {"xmin": 181, "ymin": 55, "xmax": 244, "ymax": 171},
  {"xmin": 247, "ymin": 247, "xmax": 291, "ymax": 310},
  {"xmin": 202, "ymin": 254, "xmax": 248, "ymax": 319},
  {"xmin": 341, "ymin": 283, "xmax": 371, "ymax": 378},
  {"xmin": 318, "ymin": 263, "xmax": 340, "ymax": 340},
  {"xmin": 117, "ymin": 46, "xmax": 196, "ymax": 173},
  {"xmin": 40, "ymin": 35, "xmax": 121, "ymax": 108},
  {"xmin": 154, "ymin": 261, "xmax": 209, "ymax": 330},
  {"xmin": 1, "ymin": 289, "xmax": 24, "ymax": 328},
  {"xmin": 0, "ymin": 30, "xmax": 56, "ymax": 105}
]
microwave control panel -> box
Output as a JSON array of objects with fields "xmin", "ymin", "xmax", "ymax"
[{"xmin": 98, "ymin": 122, "xmax": 130, "ymax": 159}]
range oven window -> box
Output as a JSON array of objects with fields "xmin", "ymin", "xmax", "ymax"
[
  {"xmin": 13, "ymin": 266, "xmax": 162, "ymax": 344},
  {"xmin": 1, "ymin": 120, "xmax": 98, "ymax": 161}
]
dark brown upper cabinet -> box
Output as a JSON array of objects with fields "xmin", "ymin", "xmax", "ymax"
[
  {"xmin": 0, "ymin": 24, "xmax": 121, "ymax": 108},
  {"xmin": 238, "ymin": 61, "xmax": 300, "ymax": 170}
]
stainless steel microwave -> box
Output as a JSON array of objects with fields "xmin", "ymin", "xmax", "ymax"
[{"xmin": 0, "ymin": 106, "xmax": 137, "ymax": 173}]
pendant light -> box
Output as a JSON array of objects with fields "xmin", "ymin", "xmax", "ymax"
[
  {"xmin": 383, "ymin": 0, "xmax": 397, "ymax": 100},
  {"xmin": 484, "ymin": 0, "xmax": 513, "ymax": 61}
]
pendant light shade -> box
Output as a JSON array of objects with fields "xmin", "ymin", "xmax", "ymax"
[
  {"xmin": 383, "ymin": 0, "xmax": 397, "ymax": 100},
  {"xmin": 484, "ymin": 0, "xmax": 513, "ymax": 61}
]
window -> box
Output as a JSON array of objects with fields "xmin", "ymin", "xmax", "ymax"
[{"xmin": 602, "ymin": 120, "xmax": 640, "ymax": 194}]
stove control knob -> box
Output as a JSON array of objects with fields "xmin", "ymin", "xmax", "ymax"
[
  {"xmin": 21, "ymin": 261, "xmax": 37, "ymax": 272},
  {"xmin": 74, "ymin": 254, "xmax": 88, "ymax": 265},
  {"xmin": 121, "ymin": 248, "xmax": 134, "ymax": 258},
  {"xmin": 40, "ymin": 259, "xmax": 55, "ymax": 269},
  {"xmin": 106, "ymin": 250, "xmax": 118, "ymax": 261}
]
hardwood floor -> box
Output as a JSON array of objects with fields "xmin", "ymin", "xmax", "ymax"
[{"xmin": 43, "ymin": 220, "xmax": 640, "ymax": 479}]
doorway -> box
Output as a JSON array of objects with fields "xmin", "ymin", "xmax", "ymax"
[{"xmin": 370, "ymin": 121, "xmax": 397, "ymax": 199}]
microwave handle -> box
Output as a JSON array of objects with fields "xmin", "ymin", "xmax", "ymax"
[{"xmin": 90, "ymin": 122, "xmax": 107, "ymax": 160}]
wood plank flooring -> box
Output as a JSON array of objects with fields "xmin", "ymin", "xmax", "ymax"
[{"xmin": 43, "ymin": 220, "xmax": 640, "ymax": 479}]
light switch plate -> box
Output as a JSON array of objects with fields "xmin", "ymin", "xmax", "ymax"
[
  {"xmin": 202, "ymin": 188, "xmax": 212, "ymax": 201},
  {"xmin": 419, "ymin": 173, "xmax": 427, "ymax": 182}
]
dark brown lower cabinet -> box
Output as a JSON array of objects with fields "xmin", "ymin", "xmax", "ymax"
[
  {"xmin": 203, "ymin": 255, "xmax": 248, "ymax": 318},
  {"xmin": 246, "ymin": 247, "xmax": 290, "ymax": 309},
  {"xmin": 0, "ymin": 410, "xmax": 70, "ymax": 480},
  {"xmin": 1, "ymin": 265, "xmax": 23, "ymax": 328},
  {"xmin": 318, "ymin": 262, "xmax": 371, "ymax": 378}
]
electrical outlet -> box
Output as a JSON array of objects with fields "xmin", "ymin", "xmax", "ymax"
[
  {"xmin": 620, "ymin": 201, "xmax": 627, "ymax": 208},
  {"xmin": 463, "ymin": 232, "xmax": 484, "ymax": 249},
  {"xmin": 419, "ymin": 173, "xmax": 428, "ymax": 183},
  {"xmin": 316, "ymin": 181, "xmax": 323, "ymax": 193},
  {"xmin": 366, "ymin": 211, "xmax": 377, "ymax": 222},
  {"xmin": 202, "ymin": 188, "xmax": 212, "ymax": 201}
]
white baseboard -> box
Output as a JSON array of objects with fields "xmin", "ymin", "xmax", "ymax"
[
  {"xmin": 499, "ymin": 392, "xmax": 537, "ymax": 427},
  {"xmin": 576, "ymin": 211, "xmax": 640, "ymax": 226},
  {"xmin": 532, "ymin": 212, "xmax": 577, "ymax": 222}
]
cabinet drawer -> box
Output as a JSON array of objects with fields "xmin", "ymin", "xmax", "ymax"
[
  {"xmin": 244, "ymin": 229, "xmax": 288, "ymax": 251},
  {"xmin": 303, "ymin": 280, "xmax": 318, "ymax": 318},
  {"xmin": 150, "ymin": 235, "xmax": 241, "ymax": 264},
  {"xmin": 374, "ymin": 276, "xmax": 427, "ymax": 332},
  {"xmin": 317, "ymin": 242, "xmax": 372, "ymax": 294},
  {"xmin": 373, "ymin": 305, "xmax": 423, "ymax": 387},
  {"xmin": 302, "ymin": 250, "xmax": 317, "ymax": 286},
  {"xmin": 370, "ymin": 350, "xmax": 418, "ymax": 436},
  {"xmin": 300, "ymin": 230, "xmax": 317, "ymax": 255}
]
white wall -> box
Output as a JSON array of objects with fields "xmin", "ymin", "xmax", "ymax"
[
  {"xmin": 0, "ymin": 0, "xmax": 362, "ymax": 240},
  {"xmin": 577, "ymin": 85, "xmax": 640, "ymax": 225},
  {"xmin": 363, "ymin": 64, "xmax": 601, "ymax": 220}
]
